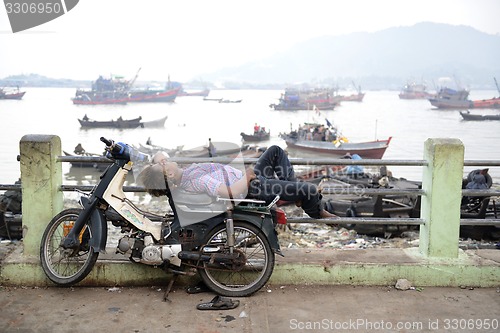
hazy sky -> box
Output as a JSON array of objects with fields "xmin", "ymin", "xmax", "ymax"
[{"xmin": 1, "ymin": 0, "xmax": 499, "ymax": 82}]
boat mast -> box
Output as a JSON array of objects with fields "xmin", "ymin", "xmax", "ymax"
[
  {"xmin": 128, "ymin": 67, "xmax": 142, "ymax": 89},
  {"xmin": 494, "ymin": 77, "xmax": 500, "ymax": 96}
]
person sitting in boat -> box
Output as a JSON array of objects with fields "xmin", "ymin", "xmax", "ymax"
[
  {"xmin": 342, "ymin": 153, "xmax": 365, "ymax": 175},
  {"xmin": 253, "ymin": 123, "xmax": 261, "ymax": 134},
  {"xmin": 82, "ymin": 114, "xmax": 89, "ymax": 121},
  {"xmin": 138, "ymin": 145, "xmax": 338, "ymax": 220},
  {"xmin": 74, "ymin": 143, "xmax": 86, "ymax": 155}
]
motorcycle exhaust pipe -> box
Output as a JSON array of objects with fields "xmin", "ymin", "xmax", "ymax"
[
  {"xmin": 178, "ymin": 251, "xmax": 239, "ymax": 264},
  {"xmin": 178, "ymin": 251, "xmax": 212, "ymax": 262}
]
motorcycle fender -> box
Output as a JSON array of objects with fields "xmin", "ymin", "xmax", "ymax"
[
  {"xmin": 81, "ymin": 197, "xmax": 108, "ymax": 253},
  {"xmin": 234, "ymin": 212, "xmax": 283, "ymax": 256}
]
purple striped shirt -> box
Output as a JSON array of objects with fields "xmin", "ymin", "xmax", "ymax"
[{"xmin": 179, "ymin": 163, "xmax": 243, "ymax": 196}]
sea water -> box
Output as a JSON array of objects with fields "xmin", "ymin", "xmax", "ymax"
[{"xmin": 0, "ymin": 87, "xmax": 499, "ymax": 188}]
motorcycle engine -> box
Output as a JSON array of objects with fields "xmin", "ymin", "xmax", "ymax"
[{"xmin": 117, "ymin": 234, "xmax": 182, "ymax": 266}]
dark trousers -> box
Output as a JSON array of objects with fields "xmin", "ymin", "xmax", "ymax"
[{"xmin": 251, "ymin": 145, "xmax": 323, "ymax": 218}]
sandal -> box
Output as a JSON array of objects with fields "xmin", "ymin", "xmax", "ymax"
[
  {"xmin": 186, "ymin": 282, "xmax": 210, "ymax": 294},
  {"xmin": 196, "ymin": 296, "xmax": 240, "ymax": 311}
]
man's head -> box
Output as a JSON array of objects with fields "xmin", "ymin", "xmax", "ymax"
[{"xmin": 138, "ymin": 152, "xmax": 182, "ymax": 197}]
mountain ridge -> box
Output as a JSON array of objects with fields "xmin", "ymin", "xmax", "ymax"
[{"xmin": 205, "ymin": 22, "xmax": 500, "ymax": 89}]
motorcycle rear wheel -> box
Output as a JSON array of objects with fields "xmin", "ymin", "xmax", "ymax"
[
  {"xmin": 198, "ymin": 221, "xmax": 275, "ymax": 297},
  {"xmin": 40, "ymin": 208, "xmax": 99, "ymax": 286}
]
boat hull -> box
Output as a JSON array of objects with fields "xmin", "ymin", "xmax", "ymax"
[
  {"xmin": 78, "ymin": 117, "xmax": 143, "ymax": 129},
  {"xmin": 0, "ymin": 91, "xmax": 26, "ymax": 100},
  {"xmin": 460, "ymin": 111, "xmax": 500, "ymax": 121},
  {"xmin": 128, "ymin": 88, "xmax": 179, "ymax": 103},
  {"xmin": 428, "ymin": 98, "xmax": 472, "ymax": 109},
  {"xmin": 472, "ymin": 97, "xmax": 500, "ymax": 108},
  {"xmin": 240, "ymin": 132, "xmax": 270, "ymax": 142},
  {"xmin": 283, "ymin": 136, "xmax": 392, "ymax": 159}
]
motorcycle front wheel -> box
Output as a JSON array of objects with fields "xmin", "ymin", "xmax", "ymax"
[
  {"xmin": 198, "ymin": 221, "xmax": 275, "ymax": 297},
  {"xmin": 40, "ymin": 208, "xmax": 99, "ymax": 286}
]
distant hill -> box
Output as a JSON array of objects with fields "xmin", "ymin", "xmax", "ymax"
[
  {"xmin": 0, "ymin": 73, "xmax": 90, "ymax": 88},
  {"xmin": 202, "ymin": 22, "xmax": 500, "ymax": 90},
  {"xmin": 3, "ymin": 23, "xmax": 499, "ymax": 90}
]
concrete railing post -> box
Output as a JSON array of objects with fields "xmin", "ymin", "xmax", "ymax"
[
  {"xmin": 19, "ymin": 135, "xmax": 63, "ymax": 257},
  {"xmin": 419, "ymin": 138, "xmax": 464, "ymax": 258}
]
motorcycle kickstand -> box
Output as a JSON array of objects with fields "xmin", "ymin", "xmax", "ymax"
[{"xmin": 163, "ymin": 273, "xmax": 178, "ymax": 302}]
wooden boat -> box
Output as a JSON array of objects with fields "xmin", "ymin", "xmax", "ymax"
[
  {"xmin": 316, "ymin": 168, "xmax": 499, "ymax": 239},
  {"xmin": 270, "ymin": 88, "xmax": 339, "ymax": 111},
  {"xmin": 459, "ymin": 111, "xmax": 500, "ymax": 121},
  {"xmin": 282, "ymin": 134, "xmax": 392, "ymax": 159},
  {"xmin": 0, "ymin": 87, "xmax": 26, "ymax": 100},
  {"xmin": 471, "ymin": 97, "xmax": 500, "ymax": 108},
  {"xmin": 428, "ymin": 87, "xmax": 472, "ymax": 109},
  {"xmin": 334, "ymin": 92, "xmax": 365, "ymax": 102},
  {"xmin": 73, "ymin": 74, "xmax": 131, "ymax": 105},
  {"xmin": 141, "ymin": 115, "xmax": 168, "ymax": 128},
  {"xmin": 398, "ymin": 82, "xmax": 434, "ymax": 99},
  {"xmin": 471, "ymin": 77, "xmax": 500, "ymax": 108},
  {"xmin": 332, "ymin": 83, "xmax": 365, "ymax": 102},
  {"xmin": 78, "ymin": 115, "xmax": 143, "ymax": 129},
  {"xmin": 240, "ymin": 130, "xmax": 270, "ymax": 142},
  {"xmin": 175, "ymin": 141, "xmax": 243, "ymax": 158},
  {"xmin": 128, "ymin": 87, "xmax": 180, "ymax": 103}
]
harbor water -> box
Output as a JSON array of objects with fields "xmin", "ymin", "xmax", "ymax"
[{"xmin": 0, "ymin": 87, "xmax": 499, "ymax": 189}]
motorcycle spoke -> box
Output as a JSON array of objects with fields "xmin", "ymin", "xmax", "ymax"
[{"xmin": 200, "ymin": 223, "xmax": 274, "ymax": 296}]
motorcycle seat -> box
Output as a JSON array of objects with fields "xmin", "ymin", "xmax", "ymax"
[{"xmin": 171, "ymin": 189, "xmax": 215, "ymax": 206}]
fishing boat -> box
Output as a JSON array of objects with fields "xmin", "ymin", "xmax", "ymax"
[
  {"xmin": 398, "ymin": 82, "xmax": 434, "ymax": 99},
  {"xmin": 332, "ymin": 82, "xmax": 365, "ymax": 102},
  {"xmin": 459, "ymin": 111, "xmax": 500, "ymax": 121},
  {"xmin": 240, "ymin": 130, "xmax": 270, "ymax": 142},
  {"xmin": 282, "ymin": 134, "xmax": 392, "ymax": 159},
  {"xmin": 334, "ymin": 92, "xmax": 365, "ymax": 102},
  {"xmin": 0, "ymin": 86, "xmax": 26, "ymax": 100},
  {"xmin": 269, "ymin": 88, "xmax": 338, "ymax": 111},
  {"xmin": 280, "ymin": 122, "xmax": 391, "ymax": 159},
  {"xmin": 428, "ymin": 87, "xmax": 472, "ymax": 109},
  {"xmin": 470, "ymin": 78, "xmax": 500, "ymax": 108},
  {"xmin": 78, "ymin": 115, "xmax": 143, "ymax": 129},
  {"xmin": 73, "ymin": 73, "xmax": 132, "ymax": 105}
]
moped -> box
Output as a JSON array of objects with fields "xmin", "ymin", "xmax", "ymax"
[{"xmin": 40, "ymin": 137, "xmax": 287, "ymax": 299}]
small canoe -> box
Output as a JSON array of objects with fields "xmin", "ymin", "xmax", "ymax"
[
  {"xmin": 459, "ymin": 111, "xmax": 500, "ymax": 121},
  {"xmin": 78, "ymin": 116, "xmax": 143, "ymax": 129}
]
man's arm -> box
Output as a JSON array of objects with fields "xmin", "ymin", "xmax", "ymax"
[{"xmin": 216, "ymin": 168, "xmax": 256, "ymax": 199}]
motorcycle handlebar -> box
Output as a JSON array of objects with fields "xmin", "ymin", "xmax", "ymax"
[
  {"xmin": 100, "ymin": 137, "xmax": 149, "ymax": 162},
  {"xmin": 100, "ymin": 137, "xmax": 112, "ymax": 146}
]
